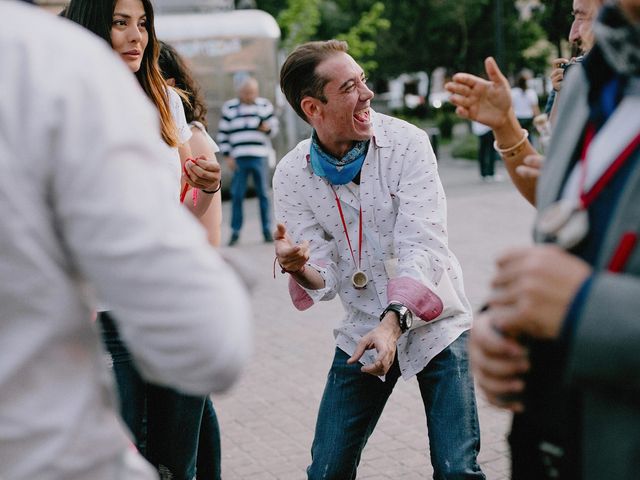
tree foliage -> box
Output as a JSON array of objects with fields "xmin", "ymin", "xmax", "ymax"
[
  {"xmin": 277, "ymin": 0, "xmax": 322, "ymax": 52},
  {"xmin": 536, "ymin": 0, "xmax": 574, "ymax": 56},
  {"xmin": 336, "ymin": 2, "xmax": 390, "ymax": 72},
  {"xmin": 256, "ymin": 0, "xmax": 571, "ymax": 79}
]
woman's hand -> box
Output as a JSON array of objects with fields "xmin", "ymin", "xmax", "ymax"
[
  {"xmin": 183, "ymin": 155, "xmax": 221, "ymax": 191},
  {"xmin": 445, "ymin": 57, "xmax": 512, "ymax": 130}
]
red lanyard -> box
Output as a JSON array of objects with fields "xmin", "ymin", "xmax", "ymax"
[
  {"xmin": 578, "ymin": 122, "xmax": 640, "ymax": 209},
  {"xmin": 330, "ymin": 185, "xmax": 362, "ymax": 272}
]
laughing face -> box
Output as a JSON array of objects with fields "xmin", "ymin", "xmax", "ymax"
[{"xmin": 308, "ymin": 52, "xmax": 374, "ymax": 158}]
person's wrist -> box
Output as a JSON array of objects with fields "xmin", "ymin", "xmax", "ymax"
[
  {"xmin": 381, "ymin": 312, "xmax": 403, "ymax": 338},
  {"xmin": 202, "ymin": 179, "xmax": 222, "ymax": 194},
  {"xmin": 493, "ymin": 111, "xmax": 525, "ymax": 148}
]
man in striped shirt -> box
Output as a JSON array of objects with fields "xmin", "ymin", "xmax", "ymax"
[{"xmin": 218, "ymin": 77, "xmax": 279, "ymax": 246}]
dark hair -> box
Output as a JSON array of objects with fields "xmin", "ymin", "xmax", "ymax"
[
  {"xmin": 280, "ymin": 40, "xmax": 348, "ymax": 122},
  {"xmin": 158, "ymin": 41, "xmax": 208, "ymax": 128},
  {"xmin": 516, "ymin": 73, "xmax": 528, "ymax": 91},
  {"xmin": 64, "ymin": 0, "xmax": 179, "ymax": 147}
]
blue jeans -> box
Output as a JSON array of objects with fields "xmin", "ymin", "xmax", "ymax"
[
  {"xmin": 99, "ymin": 313, "xmax": 221, "ymax": 480},
  {"xmin": 230, "ymin": 156, "xmax": 271, "ymax": 237},
  {"xmin": 308, "ymin": 331, "xmax": 484, "ymax": 480}
]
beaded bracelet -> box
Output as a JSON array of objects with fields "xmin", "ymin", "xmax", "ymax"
[
  {"xmin": 493, "ymin": 129, "xmax": 529, "ymax": 159},
  {"xmin": 202, "ymin": 180, "xmax": 222, "ymax": 194}
]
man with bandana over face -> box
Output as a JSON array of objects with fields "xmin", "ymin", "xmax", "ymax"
[
  {"xmin": 273, "ymin": 40, "xmax": 485, "ymax": 479},
  {"xmin": 446, "ymin": 1, "xmax": 640, "ymax": 478}
]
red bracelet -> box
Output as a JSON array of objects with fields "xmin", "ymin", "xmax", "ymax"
[
  {"xmin": 282, "ymin": 264, "xmax": 305, "ymax": 275},
  {"xmin": 272, "ymin": 257, "xmax": 305, "ymax": 278}
]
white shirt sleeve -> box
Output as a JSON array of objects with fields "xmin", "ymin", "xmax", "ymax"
[
  {"xmin": 50, "ymin": 45, "xmax": 249, "ymax": 395},
  {"xmin": 168, "ymin": 87, "xmax": 193, "ymax": 145}
]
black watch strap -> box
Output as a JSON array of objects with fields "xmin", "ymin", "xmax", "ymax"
[{"xmin": 380, "ymin": 302, "xmax": 412, "ymax": 333}]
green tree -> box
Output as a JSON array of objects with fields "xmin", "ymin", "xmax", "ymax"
[
  {"xmin": 277, "ymin": 0, "xmax": 322, "ymax": 52},
  {"xmin": 537, "ymin": 0, "xmax": 574, "ymax": 56},
  {"xmin": 336, "ymin": 2, "xmax": 390, "ymax": 72},
  {"xmin": 256, "ymin": 0, "xmax": 550, "ymax": 80}
]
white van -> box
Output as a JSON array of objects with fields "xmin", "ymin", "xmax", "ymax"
[{"xmin": 155, "ymin": 9, "xmax": 281, "ymax": 147}]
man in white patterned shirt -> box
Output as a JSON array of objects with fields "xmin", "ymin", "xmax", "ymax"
[
  {"xmin": 273, "ymin": 40, "xmax": 485, "ymax": 479},
  {"xmin": 218, "ymin": 77, "xmax": 279, "ymax": 246}
]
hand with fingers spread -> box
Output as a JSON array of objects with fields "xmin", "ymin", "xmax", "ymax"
[
  {"xmin": 182, "ymin": 155, "xmax": 222, "ymax": 191},
  {"xmin": 274, "ymin": 223, "xmax": 310, "ymax": 274},
  {"xmin": 469, "ymin": 311, "xmax": 530, "ymax": 412},
  {"xmin": 487, "ymin": 245, "xmax": 592, "ymax": 339},
  {"xmin": 348, "ymin": 312, "xmax": 402, "ymax": 376},
  {"xmin": 515, "ymin": 154, "xmax": 544, "ymax": 180},
  {"xmin": 445, "ymin": 57, "xmax": 513, "ymax": 130}
]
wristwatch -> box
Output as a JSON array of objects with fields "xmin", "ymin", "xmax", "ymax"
[{"xmin": 380, "ymin": 302, "xmax": 413, "ymax": 333}]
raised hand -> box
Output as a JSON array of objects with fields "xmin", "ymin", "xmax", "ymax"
[
  {"xmin": 445, "ymin": 57, "xmax": 512, "ymax": 130},
  {"xmin": 274, "ymin": 223, "xmax": 309, "ymax": 274},
  {"xmin": 550, "ymin": 58, "xmax": 569, "ymax": 92}
]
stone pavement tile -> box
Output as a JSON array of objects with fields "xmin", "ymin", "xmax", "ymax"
[
  {"xmin": 227, "ymin": 462, "xmax": 268, "ymax": 478},
  {"xmin": 270, "ymin": 469, "xmax": 307, "ymax": 480}
]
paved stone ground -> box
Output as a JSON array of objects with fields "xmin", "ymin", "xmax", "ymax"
[{"xmin": 212, "ymin": 148, "xmax": 536, "ymax": 479}]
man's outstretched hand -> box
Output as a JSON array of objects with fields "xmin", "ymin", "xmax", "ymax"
[{"xmin": 274, "ymin": 223, "xmax": 309, "ymax": 273}]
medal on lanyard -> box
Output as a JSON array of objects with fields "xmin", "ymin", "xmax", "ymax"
[
  {"xmin": 537, "ymin": 123, "xmax": 640, "ymax": 249},
  {"xmin": 330, "ymin": 185, "xmax": 368, "ymax": 289}
]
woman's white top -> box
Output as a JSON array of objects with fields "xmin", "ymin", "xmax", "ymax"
[
  {"xmin": 190, "ymin": 120, "xmax": 220, "ymax": 154},
  {"xmin": 511, "ymin": 86, "xmax": 539, "ymax": 119},
  {"xmin": 166, "ymin": 87, "xmax": 193, "ymax": 191}
]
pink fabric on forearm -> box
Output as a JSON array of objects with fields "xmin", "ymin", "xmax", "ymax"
[
  {"xmin": 288, "ymin": 277, "xmax": 314, "ymax": 311},
  {"xmin": 388, "ymin": 276, "xmax": 443, "ymax": 322}
]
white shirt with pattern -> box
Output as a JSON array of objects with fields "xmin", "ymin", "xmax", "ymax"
[
  {"xmin": 0, "ymin": 4, "xmax": 251, "ymax": 479},
  {"xmin": 273, "ymin": 111, "xmax": 471, "ymax": 380}
]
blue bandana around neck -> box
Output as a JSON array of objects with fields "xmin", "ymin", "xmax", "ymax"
[{"xmin": 309, "ymin": 131, "xmax": 369, "ymax": 185}]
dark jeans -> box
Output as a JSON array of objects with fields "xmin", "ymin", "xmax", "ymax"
[
  {"xmin": 307, "ymin": 331, "xmax": 485, "ymax": 480},
  {"xmin": 230, "ymin": 156, "xmax": 271, "ymax": 238},
  {"xmin": 100, "ymin": 312, "xmax": 221, "ymax": 480},
  {"xmin": 478, "ymin": 131, "xmax": 498, "ymax": 178}
]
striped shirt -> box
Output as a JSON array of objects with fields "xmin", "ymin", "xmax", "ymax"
[{"xmin": 217, "ymin": 97, "xmax": 279, "ymax": 159}]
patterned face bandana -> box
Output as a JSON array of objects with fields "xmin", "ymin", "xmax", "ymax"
[
  {"xmin": 593, "ymin": 2, "xmax": 640, "ymax": 77},
  {"xmin": 309, "ymin": 131, "xmax": 370, "ymax": 185}
]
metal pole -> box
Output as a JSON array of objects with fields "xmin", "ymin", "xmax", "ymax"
[{"xmin": 495, "ymin": 0, "xmax": 505, "ymax": 70}]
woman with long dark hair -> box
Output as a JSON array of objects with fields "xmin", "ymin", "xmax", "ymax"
[{"xmin": 64, "ymin": 1, "xmax": 222, "ymax": 478}]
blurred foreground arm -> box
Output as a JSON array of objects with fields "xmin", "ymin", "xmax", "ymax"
[{"xmin": 54, "ymin": 59, "xmax": 251, "ymax": 395}]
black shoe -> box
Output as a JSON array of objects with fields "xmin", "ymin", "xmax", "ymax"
[
  {"xmin": 263, "ymin": 232, "xmax": 273, "ymax": 243},
  {"xmin": 228, "ymin": 232, "xmax": 239, "ymax": 246}
]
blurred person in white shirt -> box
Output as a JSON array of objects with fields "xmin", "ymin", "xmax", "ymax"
[{"xmin": 0, "ymin": 2, "xmax": 251, "ymax": 479}]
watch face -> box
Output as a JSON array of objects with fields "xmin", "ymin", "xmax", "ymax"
[{"xmin": 404, "ymin": 312, "xmax": 412, "ymax": 330}]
